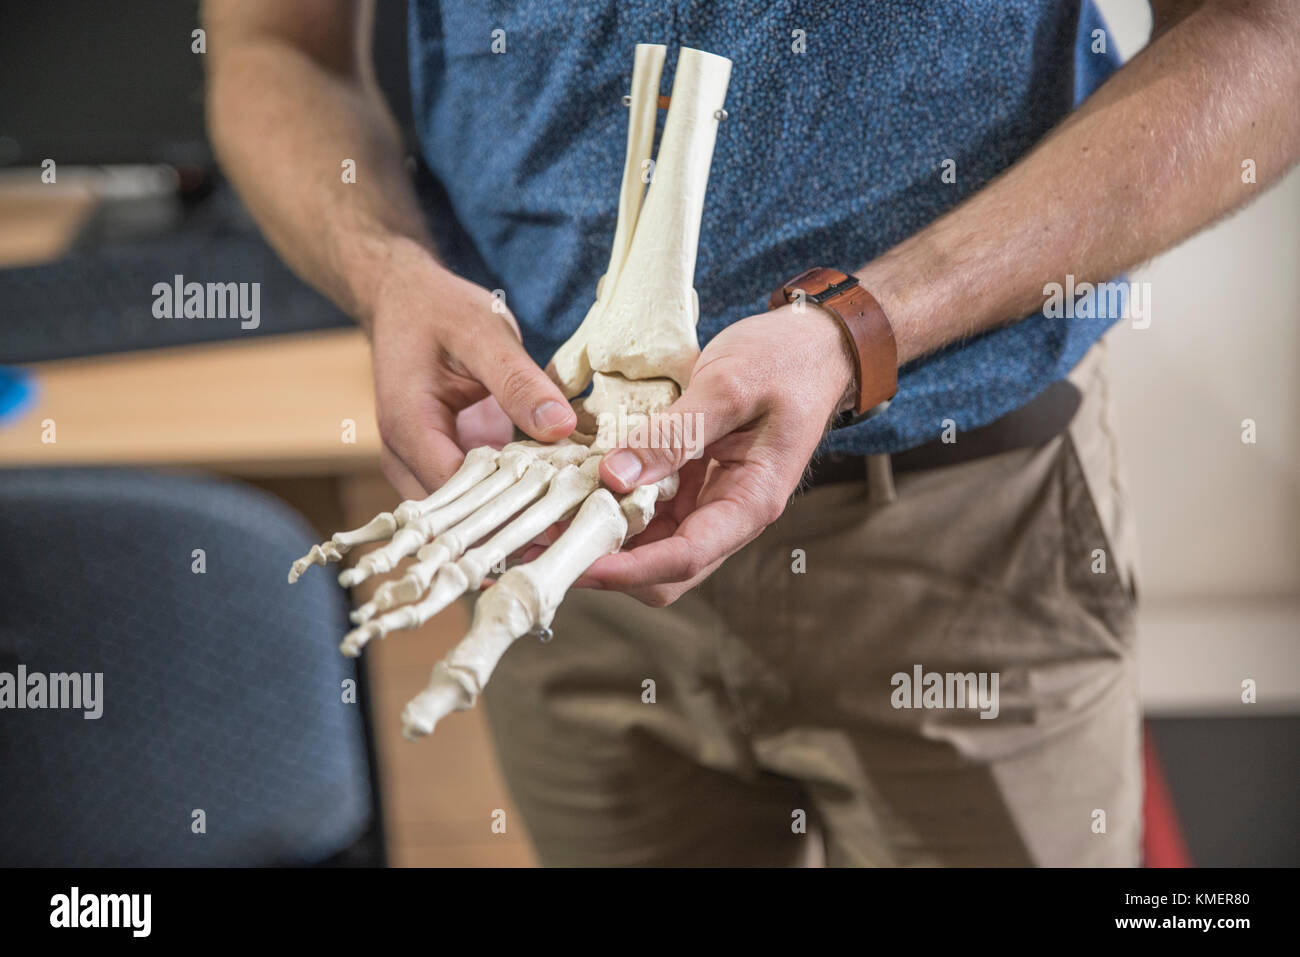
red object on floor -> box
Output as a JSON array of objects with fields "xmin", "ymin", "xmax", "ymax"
[{"xmin": 1142, "ymin": 725, "xmax": 1193, "ymax": 867}]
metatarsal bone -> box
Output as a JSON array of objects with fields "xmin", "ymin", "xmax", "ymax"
[
  {"xmin": 351, "ymin": 459, "xmax": 557, "ymax": 624},
  {"xmin": 339, "ymin": 459, "xmax": 602, "ymax": 655},
  {"xmin": 391, "ymin": 445, "xmax": 502, "ymax": 526},
  {"xmin": 339, "ymin": 449, "xmax": 533, "ymax": 587},
  {"xmin": 535, "ymin": 439, "xmax": 594, "ymax": 468},
  {"xmin": 401, "ymin": 488, "xmax": 629, "ymax": 738},
  {"xmin": 427, "ymin": 458, "xmax": 558, "ymax": 563},
  {"xmin": 621, "ymin": 472, "xmax": 680, "ymax": 536},
  {"xmin": 455, "ymin": 456, "xmax": 602, "ymax": 590},
  {"xmin": 288, "ymin": 445, "xmax": 503, "ymax": 583}
]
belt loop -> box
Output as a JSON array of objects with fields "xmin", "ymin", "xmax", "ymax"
[{"xmin": 865, "ymin": 453, "xmax": 897, "ymax": 505}]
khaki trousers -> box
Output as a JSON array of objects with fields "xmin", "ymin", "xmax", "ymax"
[{"xmin": 482, "ymin": 344, "xmax": 1143, "ymax": 866}]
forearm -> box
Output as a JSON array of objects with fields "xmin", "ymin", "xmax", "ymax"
[
  {"xmin": 858, "ymin": 0, "xmax": 1300, "ymax": 364},
  {"xmin": 203, "ymin": 1, "xmax": 433, "ymax": 328}
]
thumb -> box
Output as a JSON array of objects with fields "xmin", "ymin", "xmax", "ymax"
[
  {"xmin": 462, "ymin": 319, "xmax": 576, "ymax": 442},
  {"xmin": 600, "ymin": 368, "xmax": 753, "ymax": 492}
]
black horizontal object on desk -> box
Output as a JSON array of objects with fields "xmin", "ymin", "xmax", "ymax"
[{"xmin": 0, "ymin": 184, "xmax": 352, "ymax": 365}]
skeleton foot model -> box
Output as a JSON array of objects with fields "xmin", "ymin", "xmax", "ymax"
[{"xmin": 290, "ymin": 44, "xmax": 731, "ymax": 739}]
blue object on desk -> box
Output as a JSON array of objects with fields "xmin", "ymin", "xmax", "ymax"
[{"xmin": 0, "ymin": 368, "xmax": 35, "ymax": 425}]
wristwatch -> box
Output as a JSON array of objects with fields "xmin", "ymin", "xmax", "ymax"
[{"xmin": 768, "ymin": 267, "xmax": 897, "ymax": 426}]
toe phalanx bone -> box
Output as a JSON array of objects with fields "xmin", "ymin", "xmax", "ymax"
[{"xmin": 288, "ymin": 44, "xmax": 731, "ymax": 739}]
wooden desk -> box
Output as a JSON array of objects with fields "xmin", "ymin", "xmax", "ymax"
[
  {"xmin": 0, "ymin": 329, "xmax": 535, "ymax": 866},
  {"xmin": 0, "ymin": 329, "xmax": 379, "ymax": 475}
]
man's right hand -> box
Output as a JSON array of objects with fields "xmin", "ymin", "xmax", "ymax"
[
  {"xmin": 368, "ymin": 239, "xmax": 576, "ymax": 500},
  {"xmin": 202, "ymin": 3, "xmax": 574, "ymax": 501}
]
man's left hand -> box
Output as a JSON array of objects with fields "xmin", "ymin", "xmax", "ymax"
[{"xmin": 579, "ymin": 303, "xmax": 859, "ymax": 606}]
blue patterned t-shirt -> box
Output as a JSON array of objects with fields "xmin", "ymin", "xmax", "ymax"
[{"xmin": 409, "ymin": 0, "xmax": 1124, "ymax": 454}]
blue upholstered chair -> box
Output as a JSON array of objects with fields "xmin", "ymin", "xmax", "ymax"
[{"xmin": 0, "ymin": 468, "xmax": 379, "ymax": 866}]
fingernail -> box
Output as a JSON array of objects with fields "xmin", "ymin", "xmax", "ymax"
[
  {"xmin": 604, "ymin": 450, "xmax": 642, "ymax": 487},
  {"xmin": 533, "ymin": 400, "xmax": 570, "ymax": 431}
]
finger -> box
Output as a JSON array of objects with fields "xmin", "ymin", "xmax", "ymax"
[
  {"xmin": 454, "ymin": 394, "xmax": 515, "ymax": 451},
  {"xmin": 376, "ymin": 366, "xmax": 472, "ymax": 489},
  {"xmin": 584, "ymin": 472, "xmax": 775, "ymax": 590},
  {"xmin": 625, "ymin": 513, "xmax": 679, "ymax": 546},
  {"xmin": 662, "ymin": 453, "xmax": 708, "ymax": 518},
  {"xmin": 458, "ymin": 316, "xmax": 576, "ymax": 443},
  {"xmin": 587, "ymin": 446, "xmax": 792, "ymax": 590},
  {"xmin": 599, "ymin": 363, "xmax": 758, "ymax": 492},
  {"xmin": 578, "ymin": 453, "xmax": 699, "ymax": 584},
  {"xmin": 391, "ymin": 413, "xmax": 467, "ymax": 492},
  {"xmin": 577, "ymin": 456, "xmax": 704, "ymax": 585},
  {"xmin": 576, "ymin": 515, "xmax": 677, "ymax": 589},
  {"xmin": 622, "ymin": 551, "xmax": 728, "ymax": 607},
  {"xmin": 579, "ymin": 503, "xmax": 738, "ymax": 590},
  {"xmin": 379, "ymin": 442, "xmax": 432, "ymax": 501}
]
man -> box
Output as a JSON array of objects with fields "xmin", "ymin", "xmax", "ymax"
[{"xmin": 204, "ymin": 0, "xmax": 1300, "ymax": 865}]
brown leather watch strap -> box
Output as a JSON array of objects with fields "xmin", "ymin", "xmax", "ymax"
[{"xmin": 768, "ymin": 267, "xmax": 898, "ymax": 419}]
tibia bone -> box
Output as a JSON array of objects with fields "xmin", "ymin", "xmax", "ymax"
[
  {"xmin": 548, "ymin": 47, "xmax": 731, "ymax": 397},
  {"xmin": 401, "ymin": 488, "xmax": 629, "ymax": 738},
  {"xmin": 549, "ymin": 43, "xmax": 666, "ymax": 397}
]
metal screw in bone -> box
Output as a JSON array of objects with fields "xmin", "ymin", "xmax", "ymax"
[
  {"xmin": 714, "ymin": 108, "xmax": 727, "ymax": 122},
  {"xmin": 622, "ymin": 94, "xmax": 632, "ymax": 107},
  {"xmin": 533, "ymin": 625, "xmax": 554, "ymax": 644}
]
